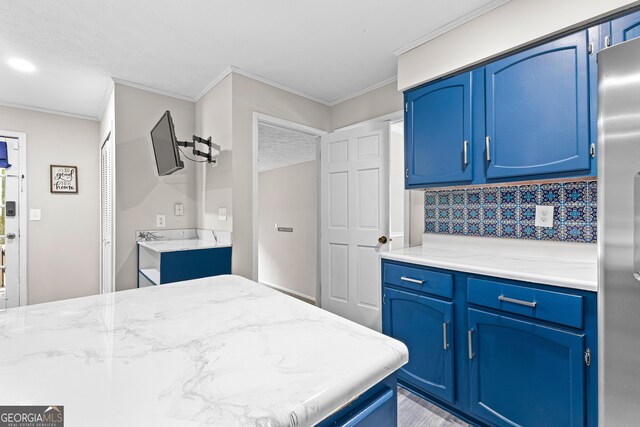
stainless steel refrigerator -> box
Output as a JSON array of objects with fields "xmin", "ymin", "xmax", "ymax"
[{"xmin": 598, "ymin": 36, "xmax": 640, "ymax": 424}]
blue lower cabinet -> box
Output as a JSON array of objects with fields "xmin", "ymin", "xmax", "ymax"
[
  {"xmin": 317, "ymin": 373, "xmax": 397, "ymax": 427},
  {"xmin": 468, "ymin": 308, "xmax": 586, "ymax": 427},
  {"xmin": 382, "ymin": 287, "xmax": 455, "ymax": 404},
  {"xmin": 160, "ymin": 247, "xmax": 232, "ymax": 284}
]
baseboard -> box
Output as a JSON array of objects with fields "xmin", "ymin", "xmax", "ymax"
[{"xmin": 259, "ymin": 280, "xmax": 316, "ymax": 304}]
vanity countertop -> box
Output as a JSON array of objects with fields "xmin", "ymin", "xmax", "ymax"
[
  {"xmin": 138, "ymin": 239, "xmax": 231, "ymax": 252},
  {"xmin": 0, "ymin": 275, "xmax": 407, "ymax": 427},
  {"xmin": 381, "ymin": 235, "xmax": 597, "ymax": 292}
]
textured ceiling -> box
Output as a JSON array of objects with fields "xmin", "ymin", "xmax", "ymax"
[
  {"xmin": 0, "ymin": 0, "xmax": 503, "ymax": 119},
  {"xmin": 258, "ymin": 124, "xmax": 317, "ymax": 173}
]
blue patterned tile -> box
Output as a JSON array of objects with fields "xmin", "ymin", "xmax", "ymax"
[
  {"xmin": 483, "ymin": 221, "xmax": 499, "ymax": 237},
  {"xmin": 466, "ymin": 189, "xmax": 481, "ymax": 206},
  {"xmin": 500, "ymin": 204, "xmax": 517, "ymax": 221},
  {"xmin": 423, "ymin": 180, "xmax": 596, "ymax": 243},
  {"xmin": 425, "ymin": 192, "xmax": 438, "ymax": 206},
  {"xmin": 466, "ymin": 221, "xmax": 482, "ymax": 236},
  {"xmin": 499, "ymin": 187, "xmax": 518, "ymax": 205},
  {"xmin": 540, "ymin": 183, "xmax": 564, "ymax": 206},
  {"xmin": 481, "ymin": 187, "xmax": 500, "ymax": 205},
  {"xmin": 451, "ymin": 190, "xmax": 465, "ymax": 206},
  {"xmin": 519, "ymin": 185, "xmax": 539, "ymax": 205},
  {"xmin": 564, "ymin": 182, "xmax": 588, "ymax": 204},
  {"xmin": 438, "ymin": 192, "xmax": 451, "ymax": 205},
  {"xmin": 520, "ymin": 205, "xmax": 537, "ymax": 222},
  {"xmin": 564, "ymin": 205, "xmax": 589, "ymax": 222}
]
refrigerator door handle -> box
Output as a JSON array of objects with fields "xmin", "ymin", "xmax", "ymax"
[{"xmin": 635, "ymin": 173, "xmax": 640, "ymax": 281}]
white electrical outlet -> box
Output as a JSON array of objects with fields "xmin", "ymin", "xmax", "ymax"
[
  {"xmin": 174, "ymin": 203, "xmax": 184, "ymax": 216},
  {"xmin": 534, "ymin": 205, "xmax": 554, "ymax": 227},
  {"xmin": 156, "ymin": 214, "xmax": 166, "ymax": 228},
  {"xmin": 218, "ymin": 208, "xmax": 227, "ymax": 221}
]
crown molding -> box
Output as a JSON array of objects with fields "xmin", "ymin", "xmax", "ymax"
[
  {"xmin": 111, "ymin": 77, "xmax": 195, "ymax": 102},
  {"xmin": 193, "ymin": 66, "xmax": 233, "ymax": 102},
  {"xmin": 0, "ymin": 100, "xmax": 98, "ymax": 121},
  {"xmin": 393, "ymin": 0, "xmax": 511, "ymax": 56},
  {"xmin": 327, "ymin": 76, "xmax": 398, "ymax": 106},
  {"xmin": 97, "ymin": 78, "xmax": 115, "ymax": 121}
]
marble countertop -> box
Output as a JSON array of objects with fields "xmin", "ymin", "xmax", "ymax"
[
  {"xmin": 138, "ymin": 239, "xmax": 231, "ymax": 252},
  {"xmin": 381, "ymin": 235, "xmax": 597, "ymax": 292},
  {"xmin": 0, "ymin": 275, "xmax": 407, "ymax": 427}
]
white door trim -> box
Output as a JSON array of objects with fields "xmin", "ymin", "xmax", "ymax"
[
  {"xmin": 0, "ymin": 130, "xmax": 27, "ymax": 306},
  {"xmin": 100, "ymin": 129, "xmax": 116, "ymax": 294},
  {"xmin": 251, "ymin": 112, "xmax": 327, "ymax": 284}
]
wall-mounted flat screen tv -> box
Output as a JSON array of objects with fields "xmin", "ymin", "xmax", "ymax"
[{"xmin": 150, "ymin": 110, "xmax": 184, "ymax": 176}]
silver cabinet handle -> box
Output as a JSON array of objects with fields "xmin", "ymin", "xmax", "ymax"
[
  {"xmin": 468, "ymin": 329, "xmax": 474, "ymax": 359},
  {"xmin": 463, "ymin": 140, "xmax": 469, "ymax": 166},
  {"xmin": 400, "ymin": 276, "xmax": 424, "ymax": 285},
  {"xmin": 443, "ymin": 322, "xmax": 449, "ymax": 350},
  {"xmin": 485, "ymin": 136, "xmax": 491, "ymax": 162},
  {"xmin": 498, "ymin": 295, "xmax": 537, "ymax": 308}
]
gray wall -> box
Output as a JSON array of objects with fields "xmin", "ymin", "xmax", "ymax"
[
  {"xmin": 230, "ymin": 73, "xmax": 330, "ymax": 279},
  {"xmin": 258, "ymin": 160, "xmax": 317, "ymax": 300},
  {"xmin": 330, "ymin": 81, "xmax": 403, "ymax": 130},
  {"xmin": 0, "ymin": 105, "xmax": 100, "ymax": 304},
  {"xmin": 195, "ymin": 75, "xmax": 233, "ymax": 233},
  {"xmin": 114, "ymin": 83, "xmax": 196, "ymax": 291}
]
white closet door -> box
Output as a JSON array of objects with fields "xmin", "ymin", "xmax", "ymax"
[
  {"xmin": 320, "ymin": 122, "xmax": 389, "ymax": 331},
  {"xmin": 0, "ymin": 136, "xmax": 21, "ymax": 308}
]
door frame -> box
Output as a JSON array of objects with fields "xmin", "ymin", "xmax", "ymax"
[
  {"xmin": 0, "ymin": 130, "xmax": 27, "ymax": 306},
  {"xmin": 99, "ymin": 128, "xmax": 115, "ymax": 294},
  {"xmin": 251, "ymin": 112, "xmax": 327, "ymax": 296}
]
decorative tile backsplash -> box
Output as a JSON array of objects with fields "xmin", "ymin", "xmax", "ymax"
[{"xmin": 424, "ymin": 180, "xmax": 597, "ymax": 243}]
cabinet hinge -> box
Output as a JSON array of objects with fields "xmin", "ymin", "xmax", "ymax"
[
  {"xmin": 383, "ymin": 294, "xmax": 386, "ymax": 305},
  {"xmin": 605, "ymin": 35, "xmax": 611, "ymax": 48},
  {"xmin": 588, "ymin": 42, "xmax": 594, "ymax": 55},
  {"xmin": 590, "ymin": 143, "xmax": 596, "ymax": 158},
  {"xmin": 405, "ymin": 168, "xmax": 409, "ymax": 179},
  {"xmin": 405, "ymin": 102, "xmax": 408, "ymax": 113},
  {"xmin": 584, "ymin": 348, "xmax": 591, "ymax": 367}
]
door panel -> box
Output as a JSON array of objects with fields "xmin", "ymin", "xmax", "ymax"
[
  {"xmin": 383, "ymin": 288, "xmax": 455, "ymax": 404},
  {"xmin": 321, "ymin": 123, "xmax": 389, "ymax": 331},
  {"xmin": 405, "ymin": 72, "xmax": 473, "ymax": 186},
  {"xmin": 0, "ymin": 136, "xmax": 20, "ymax": 309},
  {"xmin": 468, "ymin": 308, "xmax": 585, "ymax": 427},
  {"xmin": 611, "ymin": 10, "xmax": 640, "ymax": 44},
  {"xmin": 485, "ymin": 31, "xmax": 591, "ymax": 179}
]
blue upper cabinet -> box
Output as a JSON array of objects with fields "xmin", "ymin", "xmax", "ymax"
[
  {"xmin": 485, "ymin": 31, "xmax": 593, "ymax": 180},
  {"xmin": 611, "ymin": 10, "xmax": 640, "ymax": 44},
  {"xmin": 383, "ymin": 287, "xmax": 455, "ymax": 404},
  {"xmin": 405, "ymin": 72, "xmax": 473, "ymax": 187},
  {"xmin": 468, "ymin": 308, "xmax": 586, "ymax": 427}
]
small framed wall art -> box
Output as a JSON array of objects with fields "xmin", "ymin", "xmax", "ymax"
[{"xmin": 50, "ymin": 165, "xmax": 78, "ymax": 194}]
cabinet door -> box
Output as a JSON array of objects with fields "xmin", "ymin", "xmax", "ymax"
[
  {"xmin": 382, "ymin": 287, "xmax": 455, "ymax": 403},
  {"xmin": 485, "ymin": 31, "xmax": 591, "ymax": 179},
  {"xmin": 611, "ymin": 10, "xmax": 640, "ymax": 44},
  {"xmin": 405, "ymin": 72, "xmax": 473, "ymax": 187},
  {"xmin": 468, "ymin": 308, "xmax": 586, "ymax": 427}
]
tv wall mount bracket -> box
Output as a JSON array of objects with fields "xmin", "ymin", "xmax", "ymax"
[{"xmin": 177, "ymin": 135, "xmax": 220, "ymax": 164}]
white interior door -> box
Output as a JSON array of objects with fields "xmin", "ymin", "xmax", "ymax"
[
  {"xmin": 0, "ymin": 136, "xmax": 21, "ymax": 309},
  {"xmin": 320, "ymin": 122, "xmax": 389, "ymax": 331},
  {"xmin": 100, "ymin": 135, "xmax": 114, "ymax": 294}
]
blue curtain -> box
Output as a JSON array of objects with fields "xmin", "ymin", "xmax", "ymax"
[{"xmin": 0, "ymin": 140, "xmax": 11, "ymax": 168}]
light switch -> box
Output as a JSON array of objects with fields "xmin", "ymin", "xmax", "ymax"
[
  {"xmin": 174, "ymin": 203, "xmax": 184, "ymax": 216},
  {"xmin": 156, "ymin": 214, "xmax": 166, "ymax": 228},
  {"xmin": 29, "ymin": 209, "xmax": 41, "ymax": 221},
  {"xmin": 218, "ymin": 208, "xmax": 227, "ymax": 221}
]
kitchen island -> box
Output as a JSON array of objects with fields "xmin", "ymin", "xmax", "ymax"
[{"xmin": 0, "ymin": 275, "xmax": 408, "ymax": 426}]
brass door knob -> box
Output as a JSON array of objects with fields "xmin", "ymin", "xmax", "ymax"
[{"xmin": 378, "ymin": 236, "xmax": 388, "ymax": 244}]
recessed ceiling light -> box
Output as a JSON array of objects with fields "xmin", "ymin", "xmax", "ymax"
[{"xmin": 8, "ymin": 58, "xmax": 36, "ymax": 73}]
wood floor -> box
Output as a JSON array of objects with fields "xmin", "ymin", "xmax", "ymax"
[{"xmin": 398, "ymin": 387, "xmax": 470, "ymax": 427}]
